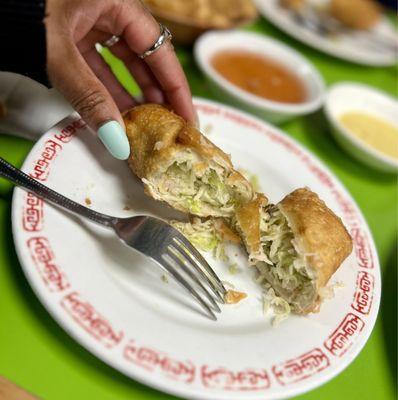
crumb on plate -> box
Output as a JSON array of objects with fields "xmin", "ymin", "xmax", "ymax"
[{"xmin": 225, "ymin": 289, "xmax": 247, "ymax": 304}]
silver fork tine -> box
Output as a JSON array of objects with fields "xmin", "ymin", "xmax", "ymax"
[
  {"xmin": 167, "ymin": 245, "xmax": 221, "ymax": 312},
  {"xmin": 172, "ymin": 233, "xmax": 227, "ymax": 296},
  {"xmin": 159, "ymin": 253, "xmax": 217, "ymax": 320},
  {"xmin": 169, "ymin": 243, "xmax": 225, "ymax": 304}
]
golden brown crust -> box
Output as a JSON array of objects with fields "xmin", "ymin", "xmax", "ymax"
[
  {"xmin": 235, "ymin": 194, "xmax": 268, "ymax": 254},
  {"xmin": 143, "ymin": 0, "xmax": 258, "ymax": 29},
  {"xmin": 213, "ymin": 218, "xmax": 242, "ymax": 243},
  {"xmin": 235, "ymin": 188, "xmax": 352, "ymax": 314},
  {"xmin": 279, "ymin": 188, "xmax": 353, "ymax": 293},
  {"xmin": 123, "ymin": 104, "xmax": 254, "ymax": 217},
  {"xmin": 123, "ymin": 104, "xmax": 232, "ymax": 180},
  {"xmin": 329, "ymin": 0, "xmax": 381, "ymax": 30}
]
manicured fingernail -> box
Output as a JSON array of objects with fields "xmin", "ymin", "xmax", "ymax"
[{"xmin": 97, "ymin": 120, "xmax": 130, "ymax": 160}]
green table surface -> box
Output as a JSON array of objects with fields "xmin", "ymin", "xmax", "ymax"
[{"xmin": 0, "ymin": 17, "xmax": 397, "ymax": 400}]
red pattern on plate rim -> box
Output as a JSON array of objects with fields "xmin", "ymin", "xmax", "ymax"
[
  {"xmin": 201, "ymin": 366, "xmax": 271, "ymax": 391},
  {"xmin": 19, "ymin": 105, "xmax": 378, "ymax": 392},
  {"xmin": 124, "ymin": 340, "xmax": 195, "ymax": 384},
  {"xmin": 29, "ymin": 139, "xmax": 62, "ymax": 181},
  {"xmin": 272, "ymin": 348, "xmax": 330, "ymax": 386},
  {"xmin": 27, "ymin": 236, "xmax": 70, "ymax": 292},
  {"xmin": 350, "ymin": 227, "xmax": 375, "ymax": 269},
  {"xmin": 324, "ymin": 313, "xmax": 365, "ymax": 357},
  {"xmin": 61, "ymin": 291, "xmax": 124, "ymax": 349},
  {"xmin": 351, "ymin": 271, "xmax": 374, "ymax": 315},
  {"xmin": 28, "ymin": 118, "xmax": 85, "ymax": 181},
  {"xmin": 23, "ymin": 192, "xmax": 44, "ymax": 232},
  {"xmin": 54, "ymin": 119, "xmax": 86, "ymax": 143}
]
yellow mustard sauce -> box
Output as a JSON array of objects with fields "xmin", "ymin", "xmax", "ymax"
[{"xmin": 339, "ymin": 112, "xmax": 398, "ymax": 161}]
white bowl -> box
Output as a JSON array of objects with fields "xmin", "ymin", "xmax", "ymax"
[
  {"xmin": 324, "ymin": 83, "xmax": 398, "ymax": 173},
  {"xmin": 194, "ymin": 30, "xmax": 325, "ymax": 124}
]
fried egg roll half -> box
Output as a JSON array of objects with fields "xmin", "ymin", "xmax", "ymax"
[
  {"xmin": 235, "ymin": 188, "xmax": 353, "ymax": 314},
  {"xmin": 124, "ymin": 104, "xmax": 254, "ymax": 217}
]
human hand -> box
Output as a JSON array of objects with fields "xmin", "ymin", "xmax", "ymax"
[{"xmin": 45, "ymin": 0, "xmax": 195, "ymax": 159}]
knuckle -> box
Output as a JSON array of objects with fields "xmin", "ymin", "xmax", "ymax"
[{"xmin": 71, "ymin": 89, "xmax": 107, "ymax": 120}]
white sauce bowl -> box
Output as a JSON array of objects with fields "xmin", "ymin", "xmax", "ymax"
[
  {"xmin": 324, "ymin": 82, "xmax": 398, "ymax": 173},
  {"xmin": 194, "ymin": 30, "xmax": 325, "ymax": 124}
]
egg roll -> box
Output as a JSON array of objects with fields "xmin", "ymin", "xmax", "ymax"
[
  {"xmin": 235, "ymin": 188, "xmax": 353, "ymax": 314},
  {"xmin": 329, "ymin": 0, "xmax": 381, "ymax": 30},
  {"xmin": 123, "ymin": 104, "xmax": 254, "ymax": 217}
]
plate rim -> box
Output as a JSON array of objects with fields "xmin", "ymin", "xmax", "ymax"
[{"xmin": 11, "ymin": 98, "xmax": 381, "ymax": 400}]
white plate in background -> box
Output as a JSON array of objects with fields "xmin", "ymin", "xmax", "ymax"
[{"xmin": 254, "ymin": 0, "xmax": 397, "ymax": 66}]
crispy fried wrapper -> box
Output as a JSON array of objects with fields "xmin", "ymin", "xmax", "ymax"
[
  {"xmin": 235, "ymin": 188, "xmax": 352, "ymax": 314},
  {"xmin": 124, "ymin": 104, "xmax": 253, "ymax": 217}
]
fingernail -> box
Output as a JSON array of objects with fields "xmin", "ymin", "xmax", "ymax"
[{"xmin": 97, "ymin": 120, "xmax": 130, "ymax": 160}]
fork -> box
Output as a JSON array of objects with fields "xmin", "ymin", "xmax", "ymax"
[{"xmin": 0, "ymin": 157, "xmax": 226, "ymax": 320}]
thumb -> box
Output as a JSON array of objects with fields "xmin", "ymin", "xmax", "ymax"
[{"xmin": 47, "ymin": 40, "xmax": 130, "ymax": 160}]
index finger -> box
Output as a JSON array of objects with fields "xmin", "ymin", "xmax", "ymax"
[{"xmin": 116, "ymin": 2, "xmax": 196, "ymax": 122}]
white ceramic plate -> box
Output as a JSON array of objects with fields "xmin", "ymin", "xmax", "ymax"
[
  {"xmin": 12, "ymin": 98, "xmax": 380, "ymax": 400},
  {"xmin": 254, "ymin": 0, "xmax": 397, "ymax": 66}
]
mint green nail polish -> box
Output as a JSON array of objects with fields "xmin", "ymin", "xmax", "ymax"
[{"xmin": 97, "ymin": 120, "xmax": 130, "ymax": 160}]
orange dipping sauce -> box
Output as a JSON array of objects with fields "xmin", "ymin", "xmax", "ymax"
[{"xmin": 211, "ymin": 50, "xmax": 307, "ymax": 104}]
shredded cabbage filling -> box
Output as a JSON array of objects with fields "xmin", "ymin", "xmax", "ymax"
[
  {"xmin": 255, "ymin": 205, "xmax": 317, "ymax": 313},
  {"xmin": 262, "ymin": 286, "xmax": 291, "ymax": 326},
  {"xmin": 158, "ymin": 157, "xmax": 246, "ymax": 215},
  {"xmin": 171, "ymin": 218, "xmax": 227, "ymax": 260}
]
